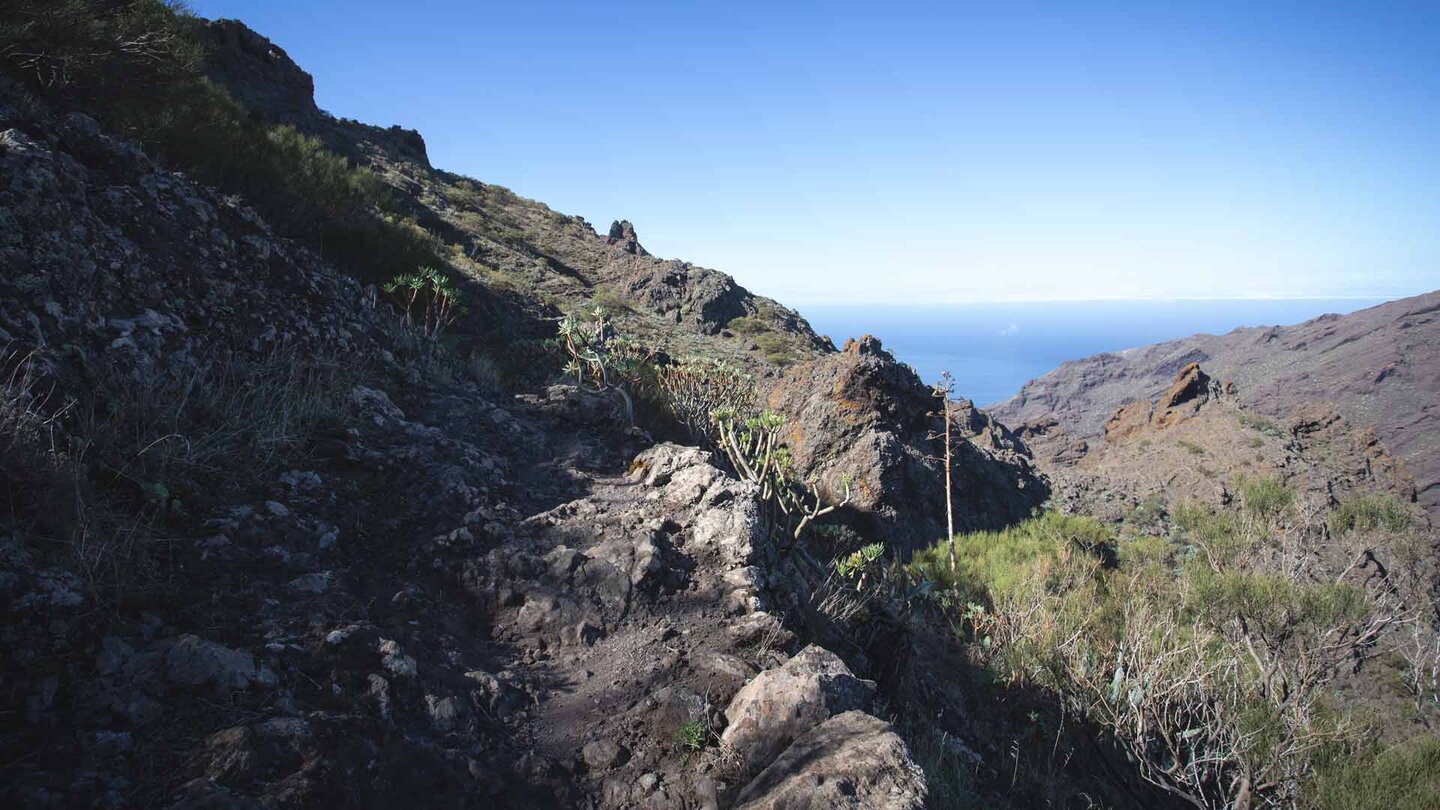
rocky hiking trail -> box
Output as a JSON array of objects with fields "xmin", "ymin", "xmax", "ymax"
[
  {"xmin": 19, "ymin": 369, "xmax": 923, "ymax": 809},
  {"xmin": 0, "ymin": 80, "xmax": 965, "ymax": 807}
]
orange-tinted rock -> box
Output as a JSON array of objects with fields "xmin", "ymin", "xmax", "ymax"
[
  {"xmin": 1103, "ymin": 401, "xmax": 1153, "ymax": 443},
  {"xmin": 1104, "ymin": 363, "xmax": 1222, "ymax": 442},
  {"xmin": 1152, "ymin": 362, "xmax": 1219, "ymax": 429}
]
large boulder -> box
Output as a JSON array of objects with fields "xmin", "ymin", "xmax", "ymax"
[
  {"xmin": 764, "ymin": 335, "xmax": 1047, "ymax": 550},
  {"xmin": 734, "ymin": 711, "xmax": 927, "ymax": 810},
  {"xmin": 720, "ymin": 645, "xmax": 875, "ymax": 773}
]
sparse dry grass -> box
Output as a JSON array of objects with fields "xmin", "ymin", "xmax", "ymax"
[{"xmin": 1, "ymin": 346, "xmax": 364, "ymax": 605}]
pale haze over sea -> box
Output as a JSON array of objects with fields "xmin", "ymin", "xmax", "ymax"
[{"xmin": 802, "ymin": 298, "xmax": 1388, "ymax": 408}]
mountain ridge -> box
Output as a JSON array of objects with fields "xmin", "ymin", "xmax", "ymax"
[{"xmin": 991, "ymin": 289, "xmax": 1440, "ymax": 519}]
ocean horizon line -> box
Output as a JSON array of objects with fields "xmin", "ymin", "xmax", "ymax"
[{"xmin": 788, "ymin": 293, "xmax": 1410, "ymax": 308}]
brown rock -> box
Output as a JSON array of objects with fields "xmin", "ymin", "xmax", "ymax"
[
  {"xmin": 763, "ymin": 335, "xmax": 1047, "ymax": 550},
  {"xmin": 605, "ymin": 219, "xmax": 649, "ymax": 256},
  {"xmin": 1103, "ymin": 400, "xmax": 1153, "ymax": 443},
  {"xmin": 1104, "ymin": 362, "xmax": 1221, "ymax": 442},
  {"xmin": 990, "ymin": 291, "xmax": 1440, "ymax": 521},
  {"xmin": 1152, "ymin": 362, "xmax": 1219, "ymax": 429}
]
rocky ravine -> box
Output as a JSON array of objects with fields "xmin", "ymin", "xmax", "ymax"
[
  {"xmin": 992, "ymin": 291, "xmax": 1440, "ymax": 520},
  {"xmin": 0, "ymin": 36, "xmax": 1046, "ymax": 807}
]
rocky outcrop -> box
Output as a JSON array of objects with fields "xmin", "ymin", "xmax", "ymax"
[
  {"xmin": 200, "ymin": 19, "xmax": 832, "ymax": 360},
  {"xmin": 1152, "ymin": 362, "xmax": 1223, "ymax": 429},
  {"xmin": 205, "ymin": 19, "xmax": 430, "ymax": 168},
  {"xmin": 611, "ymin": 257, "xmax": 755, "ymax": 334},
  {"xmin": 204, "ymin": 20, "xmax": 319, "ymax": 128},
  {"xmin": 1017, "ymin": 416, "xmax": 1089, "ymax": 467},
  {"xmin": 605, "ymin": 219, "xmax": 648, "ymax": 256},
  {"xmin": 1103, "ymin": 362, "xmax": 1223, "ymax": 442},
  {"xmin": 734, "ymin": 711, "xmax": 927, "ymax": 810},
  {"xmin": 765, "ymin": 335, "xmax": 1047, "ymax": 550},
  {"xmin": 720, "ymin": 644, "xmax": 875, "ymax": 772},
  {"xmin": 992, "ymin": 291, "xmax": 1440, "ymax": 520}
]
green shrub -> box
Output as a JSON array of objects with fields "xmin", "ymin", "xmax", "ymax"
[
  {"xmin": 590, "ymin": 288, "xmax": 635, "ymax": 315},
  {"xmin": 550, "ymin": 307, "xmax": 655, "ymax": 425},
  {"xmin": 911, "ymin": 503, "xmax": 1405, "ymax": 809},
  {"xmin": 656, "ymin": 357, "xmax": 756, "ymax": 444},
  {"xmin": 131, "ymin": 80, "xmax": 442, "ymax": 283},
  {"xmin": 726, "ymin": 315, "xmax": 765, "ymax": 336},
  {"xmin": 711, "ymin": 408, "xmax": 851, "ymax": 542},
  {"xmin": 1329, "ymin": 494, "xmax": 1411, "ymax": 534},
  {"xmin": 384, "ymin": 266, "xmax": 464, "ymax": 339},
  {"xmin": 1238, "ymin": 410, "xmax": 1282, "ymax": 436},
  {"xmin": 445, "ymin": 179, "xmax": 484, "ymax": 210},
  {"xmin": 677, "ymin": 720, "xmax": 706, "ymax": 752},
  {"xmin": 908, "ymin": 511, "xmax": 1113, "ymax": 606},
  {"xmin": 1178, "ymin": 439, "xmax": 1206, "ymax": 456},
  {"xmin": 1237, "ymin": 475, "xmax": 1294, "ymax": 521},
  {"xmin": 3, "ymin": 0, "xmax": 444, "ymax": 285},
  {"xmin": 754, "ymin": 332, "xmax": 798, "ymax": 367},
  {"xmin": 0, "ymin": 0, "xmax": 202, "ymax": 104}
]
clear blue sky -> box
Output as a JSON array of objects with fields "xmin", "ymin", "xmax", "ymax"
[{"xmin": 189, "ymin": 1, "xmax": 1438, "ymax": 304}]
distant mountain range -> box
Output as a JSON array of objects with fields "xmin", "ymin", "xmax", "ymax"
[{"xmin": 990, "ymin": 289, "xmax": 1440, "ymax": 519}]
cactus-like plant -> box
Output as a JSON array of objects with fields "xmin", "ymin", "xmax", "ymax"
[
  {"xmin": 384, "ymin": 265, "xmax": 463, "ymax": 340},
  {"xmin": 551, "ymin": 306, "xmax": 653, "ymax": 424},
  {"xmin": 657, "ymin": 357, "xmax": 756, "ymax": 445},
  {"xmin": 711, "ymin": 407, "xmax": 851, "ymax": 542}
]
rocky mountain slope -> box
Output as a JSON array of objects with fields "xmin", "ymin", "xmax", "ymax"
[
  {"xmin": 1018, "ymin": 362, "xmax": 1425, "ymax": 529},
  {"xmin": 201, "ymin": 19, "xmax": 832, "ymax": 371},
  {"xmin": 0, "ymin": 9, "xmax": 1062, "ymax": 809},
  {"xmin": 992, "ymin": 291, "xmax": 1440, "ymax": 519},
  {"xmin": 190, "ymin": 18, "xmax": 1048, "ymax": 549},
  {"xmin": 0, "ymin": 72, "xmax": 938, "ymax": 809}
]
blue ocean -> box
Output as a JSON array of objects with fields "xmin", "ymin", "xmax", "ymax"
[{"xmin": 800, "ymin": 299, "xmax": 1386, "ymax": 408}]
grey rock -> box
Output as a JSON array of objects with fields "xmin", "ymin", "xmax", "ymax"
[
  {"xmin": 377, "ymin": 638, "xmax": 417, "ymax": 678},
  {"xmin": 164, "ymin": 635, "xmax": 274, "ymax": 692},
  {"xmin": 286, "ymin": 572, "xmax": 332, "ymax": 594},
  {"xmin": 734, "ymin": 711, "xmax": 926, "ymax": 809},
  {"xmin": 350, "ymin": 386, "xmax": 406, "ymax": 424},
  {"xmin": 581, "ymin": 739, "xmax": 628, "ymax": 771},
  {"xmin": 426, "ymin": 694, "xmax": 468, "ymax": 733},
  {"xmin": 720, "ymin": 645, "xmax": 875, "ymax": 773}
]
